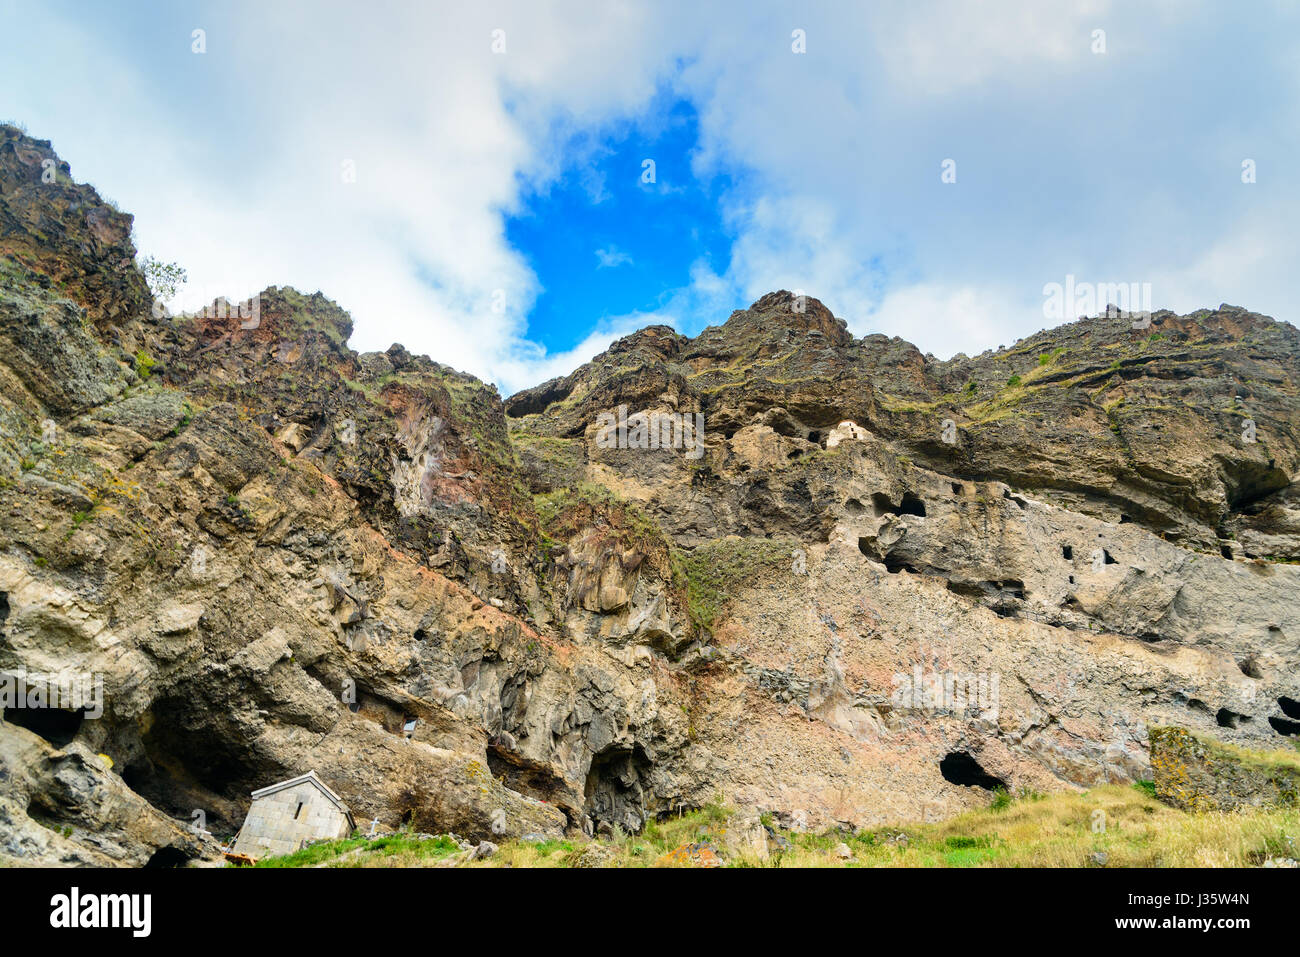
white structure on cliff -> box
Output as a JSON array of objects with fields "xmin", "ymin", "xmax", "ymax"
[{"xmin": 231, "ymin": 770, "xmax": 356, "ymax": 859}]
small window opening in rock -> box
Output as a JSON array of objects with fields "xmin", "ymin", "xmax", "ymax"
[
  {"xmin": 1068, "ymin": 575, "xmax": 1075, "ymax": 585},
  {"xmin": 723, "ymin": 428, "xmax": 737, "ymax": 440},
  {"xmin": 1268, "ymin": 716, "xmax": 1300, "ymax": 737},
  {"xmin": 1216, "ymin": 708, "xmax": 1251, "ymax": 729},
  {"xmin": 1120, "ymin": 514, "xmax": 1132, "ymax": 524},
  {"xmin": 807, "ymin": 431, "xmax": 822, "ymax": 444},
  {"xmin": 144, "ymin": 846, "xmax": 190, "ymax": 869},
  {"xmin": 3, "ymin": 706, "xmax": 83, "ymax": 748},
  {"xmin": 787, "ymin": 449, "xmax": 803, "ymax": 460},
  {"xmin": 899, "ymin": 492, "xmax": 926, "ymax": 517},
  {"xmin": 1238, "ymin": 657, "xmax": 1263, "ymax": 679},
  {"xmin": 939, "ymin": 751, "xmax": 1007, "ymax": 791},
  {"xmin": 1103, "ymin": 549, "xmax": 1117, "ymax": 564},
  {"xmin": 294, "ymin": 801, "xmax": 304, "ymax": 820},
  {"xmin": 1220, "ymin": 545, "xmax": 1233, "ymax": 559},
  {"xmin": 1278, "ymin": 697, "xmax": 1300, "ymax": 720},
  {"xmin": 1061, "ymin": 545, "xmax": 1073, "ymax": 560},
  {"xmin": 403, "ymin": 716, "xmax": 418, "ymax": 735},
  {"xmin": 883, "ymin": 554, "xmax": 918, "ymax": 574},
  {"xmin": 871, "ymin": 493, "xmax": 895, "ymax": 516},
  {"xmin": 951, "ymin": 483, "xmax": 962, "ymax": 495}
]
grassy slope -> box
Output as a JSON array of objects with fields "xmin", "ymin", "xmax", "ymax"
[{"xmin": 253, "ymin": 784, "xmax": 1299, "ymax": 868}]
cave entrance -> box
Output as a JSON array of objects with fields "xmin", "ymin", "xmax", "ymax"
[
  {"xmin": 1269, "ymin": 697, "xmax": 1300, "ymax": 736},
  {"xmin": 1216, "ymin": 708, "xmax": 1252, "ymax": 729},
  {"xmin": 871, "ymin": 492, "xmax": 927, "ymax": 517},
  {"xmin": 3, "ymin": 705, "xmax": 84, "ymax": 748},
  {"xmin": 584, "ymin": 747, "xmax": 650, "ymax": 835},
  {"xmin": 1268, "ymin": 717, "xmax": 1300, "ymax": 736},
  {"xmin": 939, "ymin": 751, "xmax": 1007, "ymax": 791},
  {"xmin": 144, "ymin": 846, "xmax": 191, "ymax": 868}
]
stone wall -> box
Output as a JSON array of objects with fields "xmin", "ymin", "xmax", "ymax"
[{"xmin": 232, "ymin": 781, "xmax": 352, "ymax": 858}]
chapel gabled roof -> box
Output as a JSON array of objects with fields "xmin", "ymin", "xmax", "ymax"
[{"xmin": 250, "ymin": 770, "xmax": 355, "ymax": 826}]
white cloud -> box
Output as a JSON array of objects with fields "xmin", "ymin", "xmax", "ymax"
[
  {"xmin": 595, "ymin": 246, "xmax": 633, "ymax": 269},
  {"xmin": 867, "ymin": 284, "xmax": 1022, "ymax": 359},
  {"xmin": 2, "ymin": 0, "xmax": 1294, "ymax": 395}
]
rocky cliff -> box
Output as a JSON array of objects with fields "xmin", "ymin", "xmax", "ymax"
[{"xmin": 1, "ymin": 125, "xmax": 1297, "ymax": 866}]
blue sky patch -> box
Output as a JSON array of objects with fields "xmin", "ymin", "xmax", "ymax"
[{"xmin": 507, "ymin": 95, "xmax": 735, "ymax": 353}]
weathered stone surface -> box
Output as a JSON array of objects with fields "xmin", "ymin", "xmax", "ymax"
[{"xmin": 1, "ymin": 124, "xmax": 1298, "ymax": 865}]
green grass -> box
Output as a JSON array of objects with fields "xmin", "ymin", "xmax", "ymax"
[
  {"xmin": 134, "ymin": 350, "xmax": 156, "ymax": 381},
  {"xmin": 254, "ymin": 833, "xmax": 461, "ymax": 868},
  {"xmin": 256, "ymin": 786, "xmax": 1300, "ymax": 868}
]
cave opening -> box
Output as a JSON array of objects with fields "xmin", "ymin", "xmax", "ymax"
[
  {"xmin": 1216, "ymin": 708, "xmax": 1252, "ymax": 729},
  {"xmin": 939, "ymin": 751, "xmax": 1007, "ymax": 791},
  {"xmin": 120, "ymin": 760, "xmax": 154, "ymax": 794},
  {"xmin": 882, "ymin": 554, "xmax": 918, "ymax": 574},
  {"xmin": 899, "ymin": 493, "xmax": 927, "ymax": 517},
  {"xmin": 870, "ymin": 491, "xmax": 927, "ymax": 518},
  {"xmin": 1278, "ymin": 697, "xmax": 1300, "ymax": 720},
  {"xmin": 584, "ymin": 747, "xmax": 650, "ymax": 835},
  {"xmin": 1061, "ymin": 544, "xmax": 1073, "ymax": 560},
  {"xmin": 144, "ymin": 846, "xmax": 191, "ymax": 869},
  {"xmin": 1268, "ymin": 716, "xmax": 1300, "ymax": 737},
  {"xmin": 3, "ymin": 705, "xmax": 84, "ymax": 748}
]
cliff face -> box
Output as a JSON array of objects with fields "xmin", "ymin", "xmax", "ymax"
[{"xmin": 1, "ymin": 125, "xmax": 1298, "ymax": 866}]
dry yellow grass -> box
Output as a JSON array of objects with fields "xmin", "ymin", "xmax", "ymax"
[{"xmin": 257, "ymin": 785, "xmax": 1299, "ymax": 868}]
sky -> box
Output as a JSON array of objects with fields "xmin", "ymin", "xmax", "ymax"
[{"xmin": 1, "ymin": 1, "xmax": 1296, "ymax": 394}]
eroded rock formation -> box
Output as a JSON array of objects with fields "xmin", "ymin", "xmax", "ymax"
[{"xmin": 1, "ymin": 125, "xmax": 1297, "ymax": 865}]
